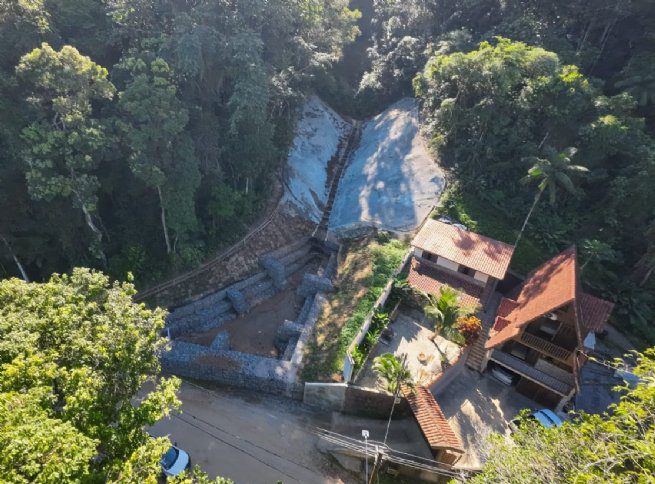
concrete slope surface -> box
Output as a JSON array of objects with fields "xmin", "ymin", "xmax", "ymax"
[
  {"xmin": 329, "ymin": 98, "xmax": 444, "ymax": 233},
  {"xmin": 283, "ymin": 96, "xmax": 351, "ymax": 222}
]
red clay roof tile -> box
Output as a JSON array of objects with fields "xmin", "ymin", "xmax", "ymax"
[
  {"xmin": 412, "ymin": 219, "xmax": 515, "ymax": 279},
  {"xmin": 579, "ymin": 293, "xmax": 614, "ymax": 333},
  {"xmin": 407, "ymin": 258, "xmax": 482, "ymax": 309},
  {"xmin": 403, "ymin": 386, "xmax": 463, "ymax": 453},
  {"xmin": 484, "ymin": 247, "xmax": 614, "ymax": 350}
]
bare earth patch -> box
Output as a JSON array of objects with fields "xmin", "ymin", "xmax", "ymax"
[{"xmin": 180, "ymin": 261, "xmax": 319, "ymax": 357}]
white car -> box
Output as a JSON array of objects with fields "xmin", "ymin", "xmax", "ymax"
[
  {"xmin": 510, "ymin": 409, "xmax": 564, "ymax": 432},
  {"xmin": 160, "ymin": 445, "xmax": 191, "ymax": 478}
]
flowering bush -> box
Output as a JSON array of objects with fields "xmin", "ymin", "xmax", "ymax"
[{"xmin": 456, "ymin": 315, "xmax": 482, "ymax": 344}]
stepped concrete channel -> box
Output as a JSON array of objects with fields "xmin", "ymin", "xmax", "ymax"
[{"xmin": 161, "ymin": 238, "xmax": 340, "ymax": 397}]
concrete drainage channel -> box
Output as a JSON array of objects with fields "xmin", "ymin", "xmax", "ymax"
[{"xmin": 160, "ymin": 237, "xmax": 339, "ymax": 397}]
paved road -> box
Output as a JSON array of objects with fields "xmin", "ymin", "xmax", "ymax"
[{"xmin": 149, "ymin": 381, "xmax": 354, "ymax": 484}]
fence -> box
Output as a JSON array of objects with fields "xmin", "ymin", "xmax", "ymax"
[{"xmin": 342, "ymin": 249, "xmax": 413, "ymax": 383}]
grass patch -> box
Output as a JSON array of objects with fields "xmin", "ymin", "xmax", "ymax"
[
  {"xmin": 300, "ymin": 236, "xmax": 407, "ymax": 382},
  {"xmin": 434, "ymin": 184, "xmax": 544, "ymax": 275}
]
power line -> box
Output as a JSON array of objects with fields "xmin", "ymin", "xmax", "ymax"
[
  {"xmin": 172, "ymin": 413, "xmax": 299, "ymax": 482},
  {"xmin": 314, "ymin": 428, "xmax": 469, "ymax": 479}
]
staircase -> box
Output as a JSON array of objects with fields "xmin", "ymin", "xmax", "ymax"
[
  {"xmin": 312, "ymin": 121, "xmax": 362, "ymax": 241},
  {"xmin": 465, "ymin": 294, "xmax": 501, "ymax": 371}
]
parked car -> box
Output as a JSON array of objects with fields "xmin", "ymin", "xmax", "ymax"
[
  {"xmin": 509, "ymin": 409, "xmax": 564, "ymax": 432},
  {"xmin": 436, "ymin": 215, "xmax": 468, "ymax": 231},
  {"xmin": 490, "ymin": 365, "xmax": 516, "ymax": 385},
  {"xmin": 160, "ymin": 444, "xmax": 191, "ymax": 478}
]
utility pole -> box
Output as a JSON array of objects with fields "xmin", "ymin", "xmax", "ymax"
[
  {"xmin": 368, "ymin": 445, "xmax": 382, "ymax": 484},
  {"xmin": 384, "ymin": 353, "xmax": 408, "ymax": 445},
  {"xmin": 362, "ymin": 429, "xmax": 370, "ymax": 484}
]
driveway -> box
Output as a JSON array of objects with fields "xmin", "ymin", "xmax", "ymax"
[
  {"xmin": 149, "ymin": 381, "xmax": 354, "ymax": 483},
  {"xmin": 433, "ymin": 369, "xmax": 537, "ymax": 468}
]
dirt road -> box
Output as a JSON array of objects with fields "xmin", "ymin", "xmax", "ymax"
[{"xmin": 149, "ymin": 381, "xmax": 355, "ymax": 484}]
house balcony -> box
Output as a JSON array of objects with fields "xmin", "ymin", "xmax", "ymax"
[
  {"xmin": 519, "ymin": 332, "xmax": 573, "ymax": 364},
  {"xmin": 490, "ymin": 349, "xmax": 574, "ymax": 396}
]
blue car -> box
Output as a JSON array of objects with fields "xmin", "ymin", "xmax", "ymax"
[{"xmin": 510, "ymin": 409, "xmax": 564, "ymax": 432}]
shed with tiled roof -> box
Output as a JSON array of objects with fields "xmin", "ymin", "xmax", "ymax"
[{"xmin": 403, "ymin": 385, "xmax": 463, "ymax": 462}]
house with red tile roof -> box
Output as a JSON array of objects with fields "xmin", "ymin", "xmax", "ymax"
[
  {"xmin": 481, "ymin": 246, "xmax": 614, "ymax": 411},
  {"xmin": 409, "ymin": 219, "xmax": 515, "ymax": 309}
]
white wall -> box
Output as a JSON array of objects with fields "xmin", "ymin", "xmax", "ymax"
[
  {"xmin": 474, "ymin": 271, "xmax": 489, "ymax": 283},
  {"xmin": 413, "ymin": 247, "xmax": 423, "ymax": 258},
  {"xmin": 436, "ymin": 256, "xmax": 459, "ymax": 272}
]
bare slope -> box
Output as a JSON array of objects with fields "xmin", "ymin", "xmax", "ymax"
[
  {"xmin": 329, "ymin": 98, "xmax": 444, "ymax": 233},
  {"xmin": 282, "ymin": 96, "xmax": 351, "ymax": 222}
]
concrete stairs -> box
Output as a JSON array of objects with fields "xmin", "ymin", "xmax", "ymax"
[{"xmin": 465, "ymin": 294, "xmax": 501, "ymax": 371}]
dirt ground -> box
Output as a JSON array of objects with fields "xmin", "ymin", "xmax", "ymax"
[{"xmin": 180, "ymin": 261, "xmax": 319, "ymax": 357}]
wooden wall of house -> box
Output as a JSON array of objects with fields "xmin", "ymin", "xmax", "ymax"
[{"xmin": 516, "ymin": 378, "xmax": 562, "ymax": 408}]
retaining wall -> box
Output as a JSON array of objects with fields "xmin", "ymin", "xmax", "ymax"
[{"xmin": 303, "ymin": 382, "xmax": 409, "ymax": 418}]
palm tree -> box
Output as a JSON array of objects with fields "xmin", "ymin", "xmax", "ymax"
[
  {"xmin": 515, "ymin": 146, "xmax": 589, "ymax": 246},
  {"xmin": 423, "ymin": 285, "xmax": 468, "ymax": 341},
  {"xmin": 372, "ymin": 353, "xmax": 412, "ymax": 393}
]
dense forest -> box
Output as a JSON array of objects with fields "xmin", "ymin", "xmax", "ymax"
[
  {"xmin": 0, "ymin": 0, "xmax": 359, "ymax": 286},
  {"xmin": 318, "ymin": 0, "xmax": 655, "ymax": 343},
  {"xmin": 1, "ymin": 0, "xmax": 654, "ymax": 341}
]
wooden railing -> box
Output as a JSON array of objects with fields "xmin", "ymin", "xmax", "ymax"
[{"xmin": 520, "ymin": 332, "xmax": 572, "ymax": 363}]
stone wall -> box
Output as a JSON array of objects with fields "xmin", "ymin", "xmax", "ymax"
[{"xmin": 161, "ymin": 341, "xmax": 296, "ymax": 396}]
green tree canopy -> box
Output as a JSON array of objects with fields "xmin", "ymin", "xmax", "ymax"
[
  {"xmin": 0, "ymin": 269, "xmax": 180, "ymax": 481},
  {"xmin": 17, "ymin": 43, "xmax": 115, "ymax": 263},
  {"xmin": 117, "ymin": 54, "xmax": 200, "ymax": 254}
]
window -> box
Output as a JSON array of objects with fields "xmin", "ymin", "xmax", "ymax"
[{"xmin": 458, "ymin": 265, "xmax": 475, "ymax": 277}]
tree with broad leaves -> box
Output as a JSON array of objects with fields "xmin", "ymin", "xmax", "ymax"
[
  {"xmin": 17, "ymin": 43, "xmax": 115, "ymax": 264},
  {"xmin": 117, "ymin": 54, "xmax": 200, "ymax": 254},
  {"xmin": 0, "ymin": 268, "xmax": 181, "ymax": 481},
  {"xmin": 372, "ymin": 353, "xmax": 412, "ymax": 393},
  {"xmin": 473, "ymin": 349, "xmax": 655, "ymax": 482}
]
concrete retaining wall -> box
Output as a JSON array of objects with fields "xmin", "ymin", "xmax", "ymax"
[
  {"xmin": 431, "ymin": 346, "xmax": 470, "ymax": 396},
  {"xmin": 303, "ymin": 382, "xmax": 409, "ymax": 419}
]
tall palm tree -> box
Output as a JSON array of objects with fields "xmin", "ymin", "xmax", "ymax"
[{"xmin": 515, "ymin": 146, "xmax": 589, "ymax": 246}]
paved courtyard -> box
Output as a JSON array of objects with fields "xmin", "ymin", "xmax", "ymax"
[
  {"xmin": 434, "ymin": 368, "xmax": 537, "ymax": 469},
  {"xmin": 356, "ymin": 310, "xmax": 462, "ymax": 388}
]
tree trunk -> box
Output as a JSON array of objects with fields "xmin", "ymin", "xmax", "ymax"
[
  {"xmin": 514, "ymin": 188, "xmax": 543, "ymax": 248},
  {"xmin": 80, "ymin": 202, "xmax": 107, "ymax": 265},
  {"xmin": 633, "ymin": 252, "xmax": 654, "ymax": 287},
  {"xmin": 157, "ymin": 186, "xmax": 172, "ymax": 254},
  {"xmin": 0, "ymin": 236, "xmax": 29, "ymax": 282}
]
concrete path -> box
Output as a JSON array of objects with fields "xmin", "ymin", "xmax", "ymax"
[
  {"xmin": 149, "ymin": 381, "xmax": 355, "ymax": 483},
  {"xmin": 433, "ymin": 369, "xmax": 536, "ymax": 468}
]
